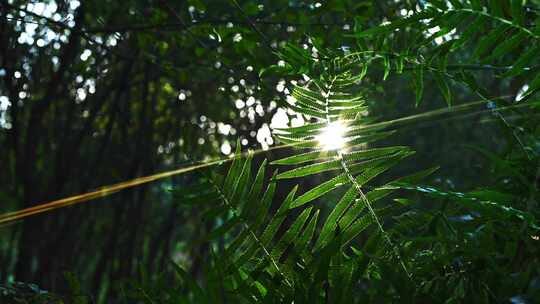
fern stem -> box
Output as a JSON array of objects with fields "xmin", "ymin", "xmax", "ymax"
[
  {"xmin": 323, "ymin": 76, "xmax": 337, "ymax": 122},
  {"xmin": 337, "ymin": 154, "xmax": 411, "ymax": 278},
  {"xmin": 320, "ymin": 72, "xmax": 410, "ymax": 277}
]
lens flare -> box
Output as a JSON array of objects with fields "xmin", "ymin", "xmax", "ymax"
[{"xmin": 317, "ymin": 121, "xmax": 347, "ymax": 151}]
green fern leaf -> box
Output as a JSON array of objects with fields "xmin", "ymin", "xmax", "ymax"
[
  {"xmin": 521, "ymin": 72, "xmax": 540, "ymax": 99},
  {"xmin": 502, "ymin": 45, "xmax": 540, "ymax": 78},
  {"xmin": 342, "ymin": 204, "xmax": 400, "ymax": 245},
  {"xmin": 414, "ymin": 64, "xmax": 424, "ymax": 107},
  {"xmin": 474, "ymin": 24, "xmax": 510, "ymax": 59},
  {"xmin": 511, "ymin": 0, "xmax": 525, "ymax": 25},
  {"xmin": 269, "ymin": 207, "xmax": 313, "ymax": 262},
  {"xmin": 290, "ymin": 174, "xmax": 349, "ymax": 209},
  {"xmin": 482, "ymin": 31, "xmax": 527, "ymax": 63},
  {"xmin": 433, "ymin": 72, "xmax": 452, "ymax": 106},
  {"xmin": 270, "ymin": 150, "xmax": 338, "ymax": 166},
  {"xmin": 276, "ymin": 160, "xmax": 341, "ymax": 180}
]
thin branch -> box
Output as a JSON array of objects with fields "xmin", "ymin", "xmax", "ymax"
[
  {"xmin": 4, "ymin": 2, "xmax": 71, "ymax": 32},
  {"xmin": 5, "ymin": 3, "xmax": 348, "ymax": 35},
  {"xmin": 81, "ymin": 19, "xmax": 349, "ymax": 34},
  {"xmin": 229, "ymin": 0, "xmax": 275, "ymax": 51},
  {"xmin": 0, "ymin": 96, "xmax": 531, "ymax": 226}
]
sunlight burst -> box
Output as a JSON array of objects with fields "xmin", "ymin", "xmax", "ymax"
[{"xmin": 317, "ymin": 121, "xmax": 347, "ymax": 151}]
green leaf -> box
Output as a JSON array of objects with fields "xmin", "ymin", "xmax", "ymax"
[
  {"xmin": 294, "ymin": 210, "xmax": 319, "ymax": 255},
  {"xmin": 315, "ymin": 186, "xmax": 358, "ymax": 250},
  {"xmin": 521, "ymin": 72, "xmax": 540, "ymax": 99},
  {"xmin": 400, "ymin": 184, "xmax": 538, "ymax": 229},
  {"xmin": 433, "ymin": 72, "xmax": 452, "ymax": 106},
  {"xmin": 274, "ymin": 135, "xmax": 319, "ymax": 149},
  {"xmin": 457, "ymin": 71, "xmax": 489, "ymax": 98},
  {"xmin": 201, "ymin": 205, "xmax": 228, "ymax": 220},
  {"xmin": 223, "ymin": 142, "xmax": 243, "ymax": 197},
  {"xmin": 354, "ymin": 11, "xmax": 431, "ymax": 38},
  {"xmin": 489, "ymin": 0, "xmax": 504, "ymax": 17},
  {"xmin": 470, "ymin": 0, "xmax": 482, "ymax": 10},
  {"xmin": 452, "ymin": 15, "xmax": 487, "ymax": 50},
  {"xmin": 171, "ymin": 262, "xmax": 206, "ymax": 300},
  {"xmin": 249, "ymin": 171, "xmax": 278, "ymax": 229},
  {"xmin": 467, "ymin": 145, "xmax": 529, "ymax": 186},
  {"xmin": 329, "ymin": 100, "xmax": 365, "ymax": 108},
  {"xmin": 447, "ymin": 0, "xmax": 463, "ymax": 9},
  {"xmin": 288, "ymin": 104, "xmax": 326, "ymax": 119},
  {"xmin": 291, "ymin": 174, "xmax": 349, "ymax": 209},
  {"xmin": 245, "ymin": 159, "xmax": 267, "ymax": 206},
  {"xmin": 341, "ymin": 212, "xmax": 373, "ymax": 245},
  {"xmin": 230, "ymin": 153, "xmax": 253, "ymax": 203},
  {"xmin": 205, "ymin": 217, "xmax": 241, "ymax": 240},
  {"xmin": 383, "ymin": 55, "xmax": 390, "ymax": 80},
  {"xmin": 270, "ymin": 207, "xmax": 313, "ymax": 261},
  {"xmin": 329, "ymin": 92, "xmax": 364, "ymax": 102},
  {"xmin": 235, "ymin": 185, "xmax": 295, "ymax": 267},
  {"xmin": 345, "ymin": 131, "xmax": 397, "ymax": 147},
  {"xmin": 394, "ymin": 198, "xmax": 415, "ymax": 205},
  {"xmin": 392, "ymin": 166, "xmax": 439, "ymax": 184},
  {"xmin": 422, "ymin": 12, "xmax": 463, "ymax": 45},
  {"xmin": 311, "ymin": 228, "xmax": 342, "ymax": 293},
  {"xmin": 482, "ymin": 31, "xmax": 527, "ymax": 63},
  {"xmin": 342, "ymin": 202, "xmax": 401, "ymax": 246},
  {"xmin": 328, "ymin": 106, "xmax": 368, "ymax": 116},
  {"xmin": 174, "ymin": 188, "xmax": 220, "ymax": 205},
  {"xmin": 337, "ymin": 187, "xmax": 394, "ymax": 237},
  {"xmin": 343, "ymin": 146, "xmax": 408, "ymax": 162},
  {"xmin": 511, "ymin": 0, "xmax": 525, "ymax": 25},
  {"xmin": 274, "ymin": 121, "xmax": 327, "ymax": 136},
  {"xmin": 296, "ymin": 98, "xmax": 326, "ymax": 113},
  {"xmin": 473, "ymin": 24, "xmax": 510, "ymax": 59},
  {"xmin": 502, "ymin": 45, "xmax": 540, "ymax": 78},
  {"xmin": 271, "ymin": 150, "xmax": 337, "ymax": 165},
  {"xmin": 260, "ymin": 186, "xmax": 298, "ymax": 244},
  {"xmin": 225, "ymin": 229, "xmax": 251, "ymax": 258},
  {"xmin": 315, "ymin": 158, "xmax": 414, "ymax": 250},
  {"xmin": 428, "ymin": 0, "xmax": 448, "ymax": 10},
  {"xmin": 359, "ymin": 63, "xmax": 368, "ymax": 80},
  {"xmin": 276, "ymin": 159, "xmax": 341, "ymax": 179},
  {"xmin": 414, "ymin": 64, "xmax": 424, "ymax": 107},
  {"xmin": 292, "ymin": 85, "xmax": 325, "ymax": 104}
]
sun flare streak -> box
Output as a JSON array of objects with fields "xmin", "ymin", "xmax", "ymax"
[{"xmin": 317, "ymin": 121, "xmax": 347, "ymax": 151}]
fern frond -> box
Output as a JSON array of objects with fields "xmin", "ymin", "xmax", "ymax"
[
  {"xmin": 270, "ymin": 55, "xmax": 423, "ymax": 278},
  {"xmin": 350, "ymin": 1, "xmax": 540, "ymax": 102}
]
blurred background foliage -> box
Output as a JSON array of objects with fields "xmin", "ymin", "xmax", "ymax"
[{"xmin": 0, "ymin": 0, "xmax": 539, "ymax": 302}]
